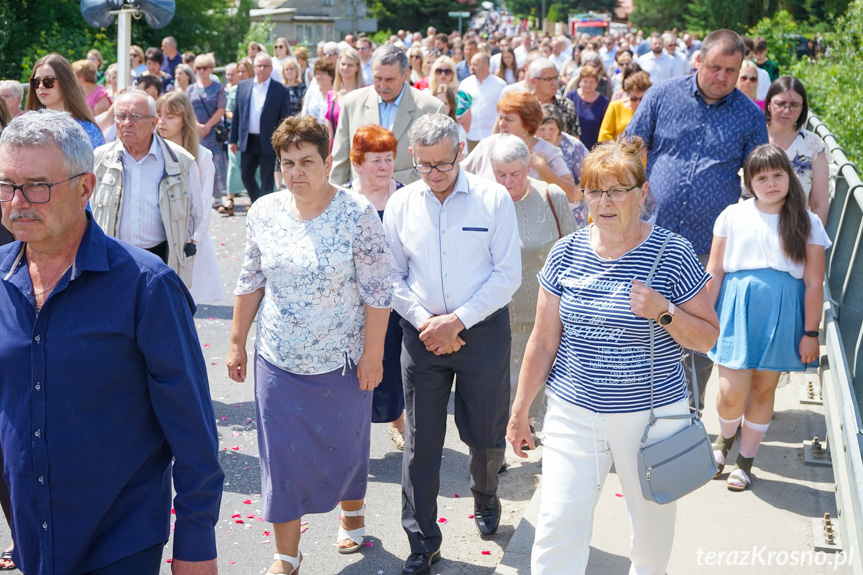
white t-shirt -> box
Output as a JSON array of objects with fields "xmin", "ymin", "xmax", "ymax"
[
  {"xmin": 714, "ymin": 198, "xmax": 831, "ymax": 280},
  {"xmin": 459, "ymin": 74, "xmax": 507, "ymax": 141}
]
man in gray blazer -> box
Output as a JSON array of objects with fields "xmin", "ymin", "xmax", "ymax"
[{"xmin": 330, "ymin": 45, "xmax": 444, "ymax": 185}]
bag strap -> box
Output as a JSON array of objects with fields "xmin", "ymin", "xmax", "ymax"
[
  {"xmin": 644, "ymin": 234, "xmax": 671, "ymax": 425},
  {"xmin": 198, "ymin": 86, "xmax": 225, "ymax": 129},
  {"xmin": 540, "ymin": 186, "xmax": 563, "ymax": 239}
]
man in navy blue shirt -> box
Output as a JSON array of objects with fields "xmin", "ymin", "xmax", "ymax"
[
  {"xmin": 0, "ymin": 109, "xmax": 223, "ymax": 574},
  {"xmin": 626, "ymin": 29, "xmax": 768, "ymax": 409}
]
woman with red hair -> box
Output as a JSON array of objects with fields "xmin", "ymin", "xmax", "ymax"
[
  {"xmin": 463, "ymin": 91, "xmax": 578, "ymax": 201},
  {"xmin": 344, "ymin": 124, "xmax": 407, "ymax": 451}
]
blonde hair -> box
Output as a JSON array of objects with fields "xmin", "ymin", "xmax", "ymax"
[
  {"xmin": 333, "ymin": 47, "xmax": 362, "ymax": 93},
  {"xmin": 72, "ymin": 59, "xmax": 98, "ymax": 84},
  {"xmin": 194, "ymin": 52, "xmax": 216, "ymax": 70},
  {"xmin": 282, "ymin": 59, "xmax": 302, "ymax": 86},
  {"xmin": 156, "ymin": 92, "xmax": 200, "ymax": 160},
  {"xmin": 428, "ymin": 56, "xmax": 458, "ymax": 92}
]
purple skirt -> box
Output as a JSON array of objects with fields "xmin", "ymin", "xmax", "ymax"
[{"xmin": 254, "ymin": 353, "xmax": 372, "ymax": 523}]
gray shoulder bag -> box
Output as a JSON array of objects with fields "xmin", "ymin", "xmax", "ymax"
[{"xmin": 637, "ymin": 235, "xmax": 718, "ymax": 505}]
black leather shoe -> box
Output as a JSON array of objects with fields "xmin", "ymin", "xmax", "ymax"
[
  {"xmin": 402, "ymin": 549, "xmax": 441, "ymax": 574},
  {"xmin": 474, "ymin": 495, "xmax": 501, "ymax": 536}
]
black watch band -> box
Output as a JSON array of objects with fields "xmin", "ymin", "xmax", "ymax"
[{"xmin": 804, "ymin": 330, "xmax": 819, "ymax": 338}]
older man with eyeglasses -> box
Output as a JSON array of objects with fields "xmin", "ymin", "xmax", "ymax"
[
  {"xmin": 91, "ymin": 89, "xmax": 204, "ymax": 286},
  {"xmin": 0, "ymin": 108, "xmax": 223, "ymax": 575},
  {"xmin": 382, "ymin": 114, "xmax": 521, "ymax": 574}
]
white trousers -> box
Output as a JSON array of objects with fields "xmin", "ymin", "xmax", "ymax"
[{"xmin": 532, "ymin": 393, "xmax": 691, "ymax": 575}]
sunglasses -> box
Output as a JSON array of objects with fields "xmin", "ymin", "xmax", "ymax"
[
  {"xmin": 275, "ymin": 45, "xmax": 287, "ymax": 49},
  {"xmin": 435, "ymin": 69, "xmax": 453, "ymax": 75},
  {"xmin": 30, "ymin": 76, "xmax": 57, "ymax": 90},
  {"xmin": 738, "ymin": 76, "xmax": 757, "ymax": 81},
  {"xmin": 628, "ymin": 95, "xmax": 642, "ymax": 102},
  {"xmin": 196, "ymin": 66, "xmax": 210, "ymax": 71}
]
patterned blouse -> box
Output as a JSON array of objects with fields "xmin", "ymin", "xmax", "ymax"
[{"xmin": 235, "ymin": 188, "xmax": 393, "ymax": 375}]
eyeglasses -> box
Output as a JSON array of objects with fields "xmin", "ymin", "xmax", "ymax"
[
  {"xmin": 196, "ymin": 66, "xmax": 210, "ymax": 71},
  {"xmin": 738, "ymin": 75, "xmax": 757, "ymax": 81},
  {"xmin": 325, "ymin": 51, "xmax": 339, "ymax": 56},
  {"xmin": 275, "ymin": 45, "xmax": 287, "ymax": 49},
  {"xmin": 771, "ymin": 100, "xmax": 803, "ymax": 111},
  {"xmin": 0, "ymin": 173, "xmax": 87, "ymax": 204},
  {"xmin": 414, "ymin": 153, "xmax": 459, "ymax": 174},
  {"xmin": 435, "ymin": 68, "xmax": 453, "ymax": 75},
  {"xmin": 411, "ymin": 55, "xmax": 422, "ymax": 59},
  {"xmin": 131, "ymin": 54, "xmax": 141, "ymax": 60},
  {"xmin": 114, "ymin": 113, "xmax": 154, "ymax": 124},
  {"xmin": 584, "ymin": 185, "xmax": 638, "ymax": 201},
  {"xmin": 358, "ymin": 46, "xmax": 370, "ymax": 51},
  {"xmin": 535, "ymin": 76, "xmax": 558, "ymax": 82},
  {"xmin": 30, "ymin": 77, "xmax": 57, "ymax": 90},
  {"xmin": 254, "ymin": 64, "xmax": 272, "ymax": 69}
]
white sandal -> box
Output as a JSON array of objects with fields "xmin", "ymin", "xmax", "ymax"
[
  {"xmin": 269, "ymin": 552, "xmax": 301, "ymax": 574},
  {"xmin": 336, "ymin": 504, "xmax": 366, "ymax": 554}
]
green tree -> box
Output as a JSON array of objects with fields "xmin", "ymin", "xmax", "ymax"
[
  {"xmin": 794, "ymin": 0, "xmax": 863, "ymax": 163},
  {"xmin": 369, "ymin": 0, "xmax": 475, "ymax": 34},
  {"xmin": 748, "ymin": 10, "xmax": 800, "ymax": 71},
  {"xmin": 629, "ymin": 0, "xmax": 689, "ymax": 31},
  {"xmin": 236, "ymin": 17, "xmax": 275, "ymax": 62}
]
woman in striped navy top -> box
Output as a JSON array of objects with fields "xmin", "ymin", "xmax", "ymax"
[{"xmin": 507, "ymin": 138, "xmax": 719, "ymax": 575}]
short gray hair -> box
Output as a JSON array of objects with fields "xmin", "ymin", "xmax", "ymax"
[
  {"xmin": 0, "ymin": 109, "xmax": 94, "ymax": 175},
  {"xmin": 528, "ymin": 57, "xmax": 557, "ymax": 79},
  {"xmin": 0, "ymin": 80, "xmax": 24, "ymax": 101},
  {"xmin": 372, "ymin": 44, "xmax": 409, "ymax": 74},
  {"xmin": 409, "ymin": 113, "xmax": 459, "ymax": 156},
  {"xmin": 490, "ymin": 134, "xmax": 530, "ymax": 167},
  {"xmin": 115, "ymin": 89, "xmax": 157, "ymax": 115}
]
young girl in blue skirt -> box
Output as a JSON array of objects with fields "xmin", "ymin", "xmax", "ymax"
[{"xmin": 705, "ymin": 143, "xmax": 831, "ymax": 491}]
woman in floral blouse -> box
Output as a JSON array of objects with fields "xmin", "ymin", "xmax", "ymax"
[{"xmin": 227, "ymin": 116, "xmax": 392, "ymax": 575}]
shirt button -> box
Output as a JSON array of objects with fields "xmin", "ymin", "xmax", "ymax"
[
  {"xmin": 35, "ymin": 383, "xmax": 41, "ymax": 391},
  {"xmin": 42, "ymin": 522, "xmax": 47, "ymax": 530},
  {"xmin": 38, "ymin": 476, "xmax": 44, "ymax": 484},
  {"xmin": 34, "ymin": 430, "xmax": 41, "ymax": 438},
  {"xmin": 34, "ymin": 335, "xmax": 41, "ymax": 343}
]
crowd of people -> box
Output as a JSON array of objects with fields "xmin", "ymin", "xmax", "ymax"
[{"xmin": 0, "ymin": 19, "xmax": 833, "ymax": 575}]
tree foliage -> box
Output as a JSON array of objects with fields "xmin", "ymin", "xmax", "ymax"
[
  {"xmin": 630, "ymin": 0, "xmax": 689, "ymax": 32},
  {"xmin": 793, "ymin": 0, "xmax": 863, "ymax": 163},
  {"xmin": 369, "ymin": 0, "xmax": 476, "ymax": 34},
  {"xmin": 507, "ymin": 0, "xmax": 617, "ymax": 21},
  {"xmin": 236, "ymin": 17, "xmax": 275, "ymax": 62},
  {"xmin": 0, "ymin": 0, "xmax": 253, "ymax": 82}
]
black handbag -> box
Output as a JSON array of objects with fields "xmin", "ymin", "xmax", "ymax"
[
  {"xmin": 636, "ymin": 235, "xmax": 718, "ymax": 505},
  {"xmin": 200, "ymin": 90, "xmax": 228, "ymax": 143}
]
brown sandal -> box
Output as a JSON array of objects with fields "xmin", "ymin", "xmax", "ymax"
[{"xmin": 217, "ymin": 198, "xmax": 235, "ymax": 216}]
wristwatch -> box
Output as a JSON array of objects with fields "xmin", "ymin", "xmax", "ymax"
[
  {"xmin": 658, "ymin": 302, "xmax": 675, "ymax": 326},
  {"xmin": 804, "ymin": 330, "xmax": 820, "ymax": 338}
]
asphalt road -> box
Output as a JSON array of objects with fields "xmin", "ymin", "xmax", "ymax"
[{"xmin": 0, "ymin": 196, "xmax": 543, "ymax": 575}]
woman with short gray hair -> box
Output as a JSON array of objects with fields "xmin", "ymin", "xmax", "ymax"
[
  {"xmin": 0, "ymin": 81, "xmax": 24, "ymax": 119},
  {"xmin": 491, "ymin": 135, "xmax": 576, "ymax": 433}
]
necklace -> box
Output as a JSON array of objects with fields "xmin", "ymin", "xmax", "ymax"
[{"xmin": 32, "ymin": 264, "xmax": 72, "ymax": 312}]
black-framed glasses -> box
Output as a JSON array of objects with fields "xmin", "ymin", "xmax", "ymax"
[
  {"xmin": 115, "ymin": 113, "xmax": 154, "ymax": 124},
  {"xmin": 0, "ymin": 172, "xmax": 87, "ymax": 204},
  {"xmin": 584, "ymin": 185, "xmax": 639, "ymax": 201},
  {"xmin": 413, "ymin": 153, "xmax": 459, "ymax": 174},
  {"xmin": 771, "ymin": 100, "xmax": 802, "ymax": 111},
  {"xmin": 30, "ymin": 76, "xmax": 57, "ymax": 90}
]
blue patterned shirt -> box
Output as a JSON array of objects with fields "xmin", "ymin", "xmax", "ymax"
[{"xmin": 625, "ymin": 74, "xmax": 768, "ymax": 254}]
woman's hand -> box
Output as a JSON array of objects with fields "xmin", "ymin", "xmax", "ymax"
[
  {"xmin": 226, "ymin": 343, "xmax": 248, "ymax": 382},
  {"xmin": 630, "ymin": 279, "xmax": 668, "ymax": 320},
  {"xmin": 799, "ymin": 335, "xmax": 819, "ymax": 365},
  {"xmin": 530, "ymin": 149, "xmax": 549, "ymax": 173},
  {"xmin": 356, "ymin": 353, "xmax": 383, "ymax": 391},
  {"xmin": 507, "ymin": 412, "xmax": 536, "ymax": 458},
  {"xmin": 198, "ymin": 122, "xmax": 211, "ymax": 138}
]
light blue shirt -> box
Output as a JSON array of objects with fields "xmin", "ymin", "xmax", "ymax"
[{"xmin": 378, "ymin": 83, "xmax": 407, "ymax": 131}]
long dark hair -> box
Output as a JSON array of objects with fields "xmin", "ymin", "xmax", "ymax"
[
  {"xmin": 765, "ymin": 76, "xmax": 808, "ymax": 131},
  {"xmin": 743, "ymin": 144, "xmax": 810, "ymax": 264},
  {"xmin": 26, "ymin": 54, "xmax": 97, "ymax": 124},
  {"xmin": 496, "ymin": 47, "xmax": 518, "ymax": 81}
]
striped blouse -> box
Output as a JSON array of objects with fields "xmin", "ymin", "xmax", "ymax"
[{"xmin": 538, "ymin": 225, "xmax": 709, "ymax": 413}]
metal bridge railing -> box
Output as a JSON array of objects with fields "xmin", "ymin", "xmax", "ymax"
[{"xmin": 806, "ymin": 112, "xmax": 863, "ymax": 573}]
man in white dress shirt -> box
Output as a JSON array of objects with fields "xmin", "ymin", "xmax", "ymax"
[
  {"xmin": 513, "ymin": 33, "xmax": 533, "ymax": 69},
  {"xmin": 664, "ymin": 36, "xmax": 690, "ymax": 77},
  {"xmin": 358, "ymin": 37, "xmax": 374, "ymax": 86},
  {"xmin": 459, "ymin": 53, "xmax": 506, "ymax": 153},
  {"xmin": 637, "ymin": 32, "xmax": 676, "ymax": 84},
  {"xmin": 383, "ymin": 114, "xmax": 521, "ymax": 574},
  {"xmin": 92, "ymin": 90, "xmax": 203, "ymax": 286}
]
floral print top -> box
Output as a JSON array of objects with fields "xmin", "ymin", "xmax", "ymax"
[
  {"xmin": 784, "ymin": 129, "xmax": 829, "ymax": 202},
  {"xmin": 235, "ymin": 188, "xmax": 393, "ymax": 374}
]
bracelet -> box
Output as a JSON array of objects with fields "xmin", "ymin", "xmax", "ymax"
[{"xmin": 804, "ymin": 330, "xmax": 819, "ymax": 338}]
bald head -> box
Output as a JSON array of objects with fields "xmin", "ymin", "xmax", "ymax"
[{"xmin": 470, "ymin": 52, "xmax": 490, "ymax": 79}]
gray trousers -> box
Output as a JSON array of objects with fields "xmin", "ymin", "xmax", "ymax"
[
  {"xmin": 684, "ymin": 253, "xmax": 714, "ymax": 413},
  {"xmin": 400, "ymin": 308, "xmax": 511, "ymax": 553}
]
